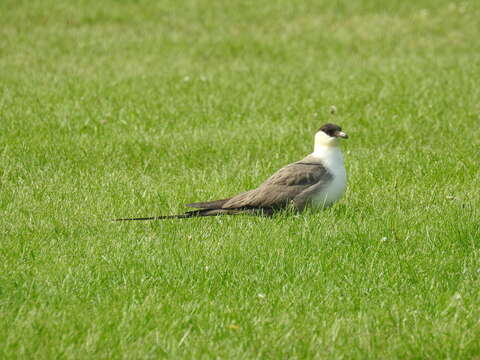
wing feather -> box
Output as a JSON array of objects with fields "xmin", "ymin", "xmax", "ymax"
[
  {"xmin": 186, "ymin": 198, "xmax": 231, "ymax": 209},
  {"xmin": 222, "ymin": 162, "xmax": 332, "ymax": 210}
]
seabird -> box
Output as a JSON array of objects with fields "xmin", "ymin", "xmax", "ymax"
[{"xmin": 115, "ymin": 123, "xmax": 348, "ymax": 220}]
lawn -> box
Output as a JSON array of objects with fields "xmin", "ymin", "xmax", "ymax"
[{"xmin": 1, "ymin": 0, "xmax": 479, "ymax": 358}]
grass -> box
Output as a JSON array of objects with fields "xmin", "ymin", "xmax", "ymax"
[{"xmin": 1, "ymin": 0, "xmax": 480, "ymax": 358}]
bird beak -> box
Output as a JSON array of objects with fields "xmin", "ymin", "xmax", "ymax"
[{"xmin": 335, "ymin": 131, "xmax": 348, "ymax": 139}]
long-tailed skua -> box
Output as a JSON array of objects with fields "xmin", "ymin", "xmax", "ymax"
[{"xmin": 115, "ymin": 123, "xmax": 348, "ymax": 220}]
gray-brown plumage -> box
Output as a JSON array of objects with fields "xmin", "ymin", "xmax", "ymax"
[
  {"xmin": 187, "ymin": 155, "xmax": 332, "ymax": 212},
  {"xmin": 115, "ymin": 123, "xmax": 348, "ymax": 221}
]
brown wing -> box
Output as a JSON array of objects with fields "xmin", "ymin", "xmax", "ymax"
[
  {"xmin": 186, "ymin": 198, "xmax": 231, "ymax": 209},
  {"xmin": 221, "ymin": 161, "xmax": 332, "ymax": 211}
]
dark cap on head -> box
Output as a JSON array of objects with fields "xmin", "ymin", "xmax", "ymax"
[{"xmin": 318, "ymin": 123, "xmax": 348, "ymax": 139}]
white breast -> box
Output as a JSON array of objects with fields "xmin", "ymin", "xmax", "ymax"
[{"xmin": 310, "ymin": 147, "xmax": 347, "ymax": 208}]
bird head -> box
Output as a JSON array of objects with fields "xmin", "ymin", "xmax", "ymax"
[{"xmin": 315, "ymin": 123, "xmax": 348, "ymax": 147}]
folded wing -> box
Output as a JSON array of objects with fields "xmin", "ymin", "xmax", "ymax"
[{"xmin": 187, "ymin": 158, "xmax": 332, "ymax": 214}]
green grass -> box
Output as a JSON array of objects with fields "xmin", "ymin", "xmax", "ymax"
[{"xmin": 1, "ymin": 0, "xmax": 480, "ymax": 358}]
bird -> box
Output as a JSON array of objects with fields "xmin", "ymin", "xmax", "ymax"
[{"xmin": 115, "ymin": 123, "xmax": 348, "ymax": 220}]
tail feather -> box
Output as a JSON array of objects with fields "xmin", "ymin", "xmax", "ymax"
[
  {"xmin": 113, "ymin": 214, "xmax": 194, "ymax": 221},
  {"xmin": 114, "ymin": 208, "xmax": 239, "ymax": 221},
  {"xmin": 113, "ymin": 207, "xmax": 274, "ymax": 221}
]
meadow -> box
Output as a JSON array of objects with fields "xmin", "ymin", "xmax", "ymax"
[{"xmin": 1, "ymin": 0, "xmax": 479, "ymax": 358}]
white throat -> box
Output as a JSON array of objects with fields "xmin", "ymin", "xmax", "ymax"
[
  {"xmin": 312, "ymin": 131, "xmax": 343, "ymax": 166},
  {"xmin": 310, "ymin": 131, "xmax": 347, "ymax": 208},
  {"xmin": 314, "ymin": 131, "xmax": 339, "ymax": 149}
]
